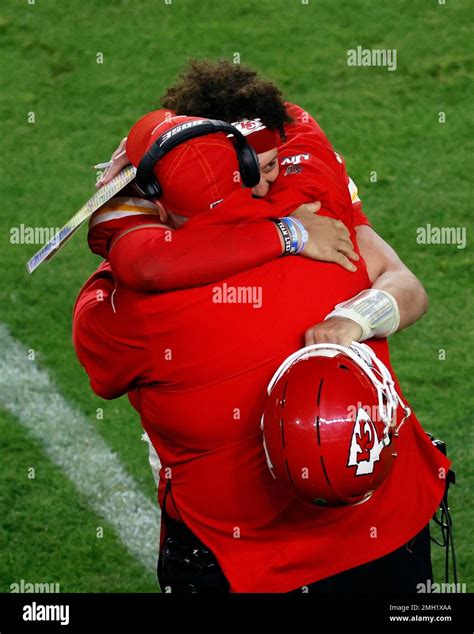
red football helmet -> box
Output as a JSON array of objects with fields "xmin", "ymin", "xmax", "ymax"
[{"xmin": 261, "ymin": 343, "xmax": 410, "ymax": 506}]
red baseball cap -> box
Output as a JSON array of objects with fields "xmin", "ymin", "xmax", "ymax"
[{"xmin": 126, "ymin": 112, "xmax": 242, "ymax": 218}]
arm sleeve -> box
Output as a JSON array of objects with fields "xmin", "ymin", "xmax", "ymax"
[
  {"xmin": 352, "ymin": 200, "xmax": 370, "ymax": 227},
  {"xmin": 109, "ymin": 220, "xmax": 283, "ymax": 292},
  {"xmin": 72, "ymin": 265, "xmax": 150, "ymax": 399}
]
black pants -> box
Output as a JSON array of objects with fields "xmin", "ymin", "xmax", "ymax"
[
  {"xmin": 157, "ymin": 518, "xmax": 432, "ymax": 594},
  {"xmin": 158, "ymin": 517, "xmax": 230, "ymax": 593},
  {"xmin": 292, "ymin": 523, "xmax": 433, "ymax": 593}
]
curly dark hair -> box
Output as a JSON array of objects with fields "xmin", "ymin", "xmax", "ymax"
[{"xmin": 161, "ymin": 59, "xmax": 293, "ymax": 140}]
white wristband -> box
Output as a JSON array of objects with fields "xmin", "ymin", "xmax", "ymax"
[{"xmin": 325, "ymin": 289, "xmax": 400, "ymax": 341}]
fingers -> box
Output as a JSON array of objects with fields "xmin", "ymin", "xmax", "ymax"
[
  {"xmin": 305, "ymin": 317, "xmax": 363, "ymax": 347},
  {"xmin": 332, "ymin": 219, "xmax": 350, "ymax": 238},
  {"xmin": 95, "ymin": 138, "xmax": 129, "ymax": 189},
  {"xmin": 96, "ymin": 163, "xmax": 122, "ymax": 188},
  {"xmin": 301, "ymin": 202, "xmax": 321, "ymax": 214},
  {"xmin": 111, "ymin": 138, "xmax": 127, "ymax": 160},
  {"xmin": 304, "ymin": 328, "xmax": 316, "ymax": 346},
  {"xmin": 291, "ymin": 201, "xmax": 321, "ymax": 217},
  {"xmin": 96, "ymin": 155, "xmax": 130, "ymax": 189},
  {"xmin": 305, "ymin": 326, "xmax": 355, "ymax": 347},
  {"xmin": 290, "ymin": 210, "xmax": 360, "ymax": 270},
  {"xmin": 333, "ymin": 252, "xmax": 357, "ymax": 272},
  {"xmin": 337, "ymin": 238, "xmax": 360, "ymax": 261}
]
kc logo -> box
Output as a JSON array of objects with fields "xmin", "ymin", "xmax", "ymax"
[
  {"xmin": 232, "ymin": 118, "xmax": 266, "ymax": 135},
  {"xmin": 347, "ymin": 408, "xmax": 390, "ymax": 475}
]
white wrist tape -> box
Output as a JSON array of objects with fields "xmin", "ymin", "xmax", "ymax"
[{"xmin": 325, "ymin": 289, "xmax": 400, "ymax": 341}]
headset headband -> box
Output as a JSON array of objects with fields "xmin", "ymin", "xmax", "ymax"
[{"xmin": 135, "ymin": 118, "xmax": 259, "ymax": 198}]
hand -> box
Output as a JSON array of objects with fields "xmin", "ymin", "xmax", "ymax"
[
  {"xmin": 304, "ymin": 316, "xmax": 363, "ymax": 346},
  {"xmin": 95, "ymin": 137, "xmax": 130, "ymax": 189},
  {"xmin": 290, "ymin": 202, "xmax": 359, "ymax": 272}
]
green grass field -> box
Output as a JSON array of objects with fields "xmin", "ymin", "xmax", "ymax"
[{"xmin": 0, "ymin": 0, "xmax": 472, "ymax": 593}]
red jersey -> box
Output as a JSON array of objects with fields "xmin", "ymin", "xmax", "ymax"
[
  {"xmin": 74, "ymin": 209, "xmax": 449, "ymax": 593},
  {"xmin": 261, "ymin": 102, "xmax": 368, "ymax": 228},
  {"xmin": 281, "ymin": 102, "xmax": 367, "ymax": 226}
]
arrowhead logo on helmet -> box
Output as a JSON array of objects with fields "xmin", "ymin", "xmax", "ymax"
[
  {"xmin": 347, "ymin": 407, "xmax": 392, "ymax": 476},
  {"xmin": 261, "ymin": 343, "xmax": 411, "ymax": 507}
]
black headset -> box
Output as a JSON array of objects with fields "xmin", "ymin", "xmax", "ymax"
[{"xmin": 134, "ymin": 118, "xmax": 261, "ymax": 198}]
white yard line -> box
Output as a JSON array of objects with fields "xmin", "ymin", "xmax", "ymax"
[{"xmin": 0, "ymin": 323, "xmax": 160, "ymax": 574}]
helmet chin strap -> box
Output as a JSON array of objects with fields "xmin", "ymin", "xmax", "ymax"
[{"xmin": 267, "ymin": 342, "xmax": 411, "ymax": 437}]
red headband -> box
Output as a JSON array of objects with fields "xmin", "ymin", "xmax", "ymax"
[{"xmin": 231, "ymin": 119, "xmax": 279, "ymax": 154}]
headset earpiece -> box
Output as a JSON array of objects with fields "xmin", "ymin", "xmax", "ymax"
[
  {"xmin": 235, "ymin": 142, "xmax": 260, "ymax": 188},
  {"xmin": 135, "ymin": 151, "xmax": 164, "ymax": 198}
]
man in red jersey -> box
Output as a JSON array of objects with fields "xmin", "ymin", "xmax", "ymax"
[{"xmin": 73, "ymin": 113, "xmax": 450, "ymax": 593}]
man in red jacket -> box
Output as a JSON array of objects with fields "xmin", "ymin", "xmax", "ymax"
[{"xmin": 73, "ymin": 113, "xmax": 449, "ymax": 593}]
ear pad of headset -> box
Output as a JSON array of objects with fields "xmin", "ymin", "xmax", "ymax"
[
  {"xmin": 238, "ymin": 145, "xmax": 261, "ymax": 188},
  {"xmin": 135, "ymin": 152, "xmax": 163, "ymax": 198}
]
